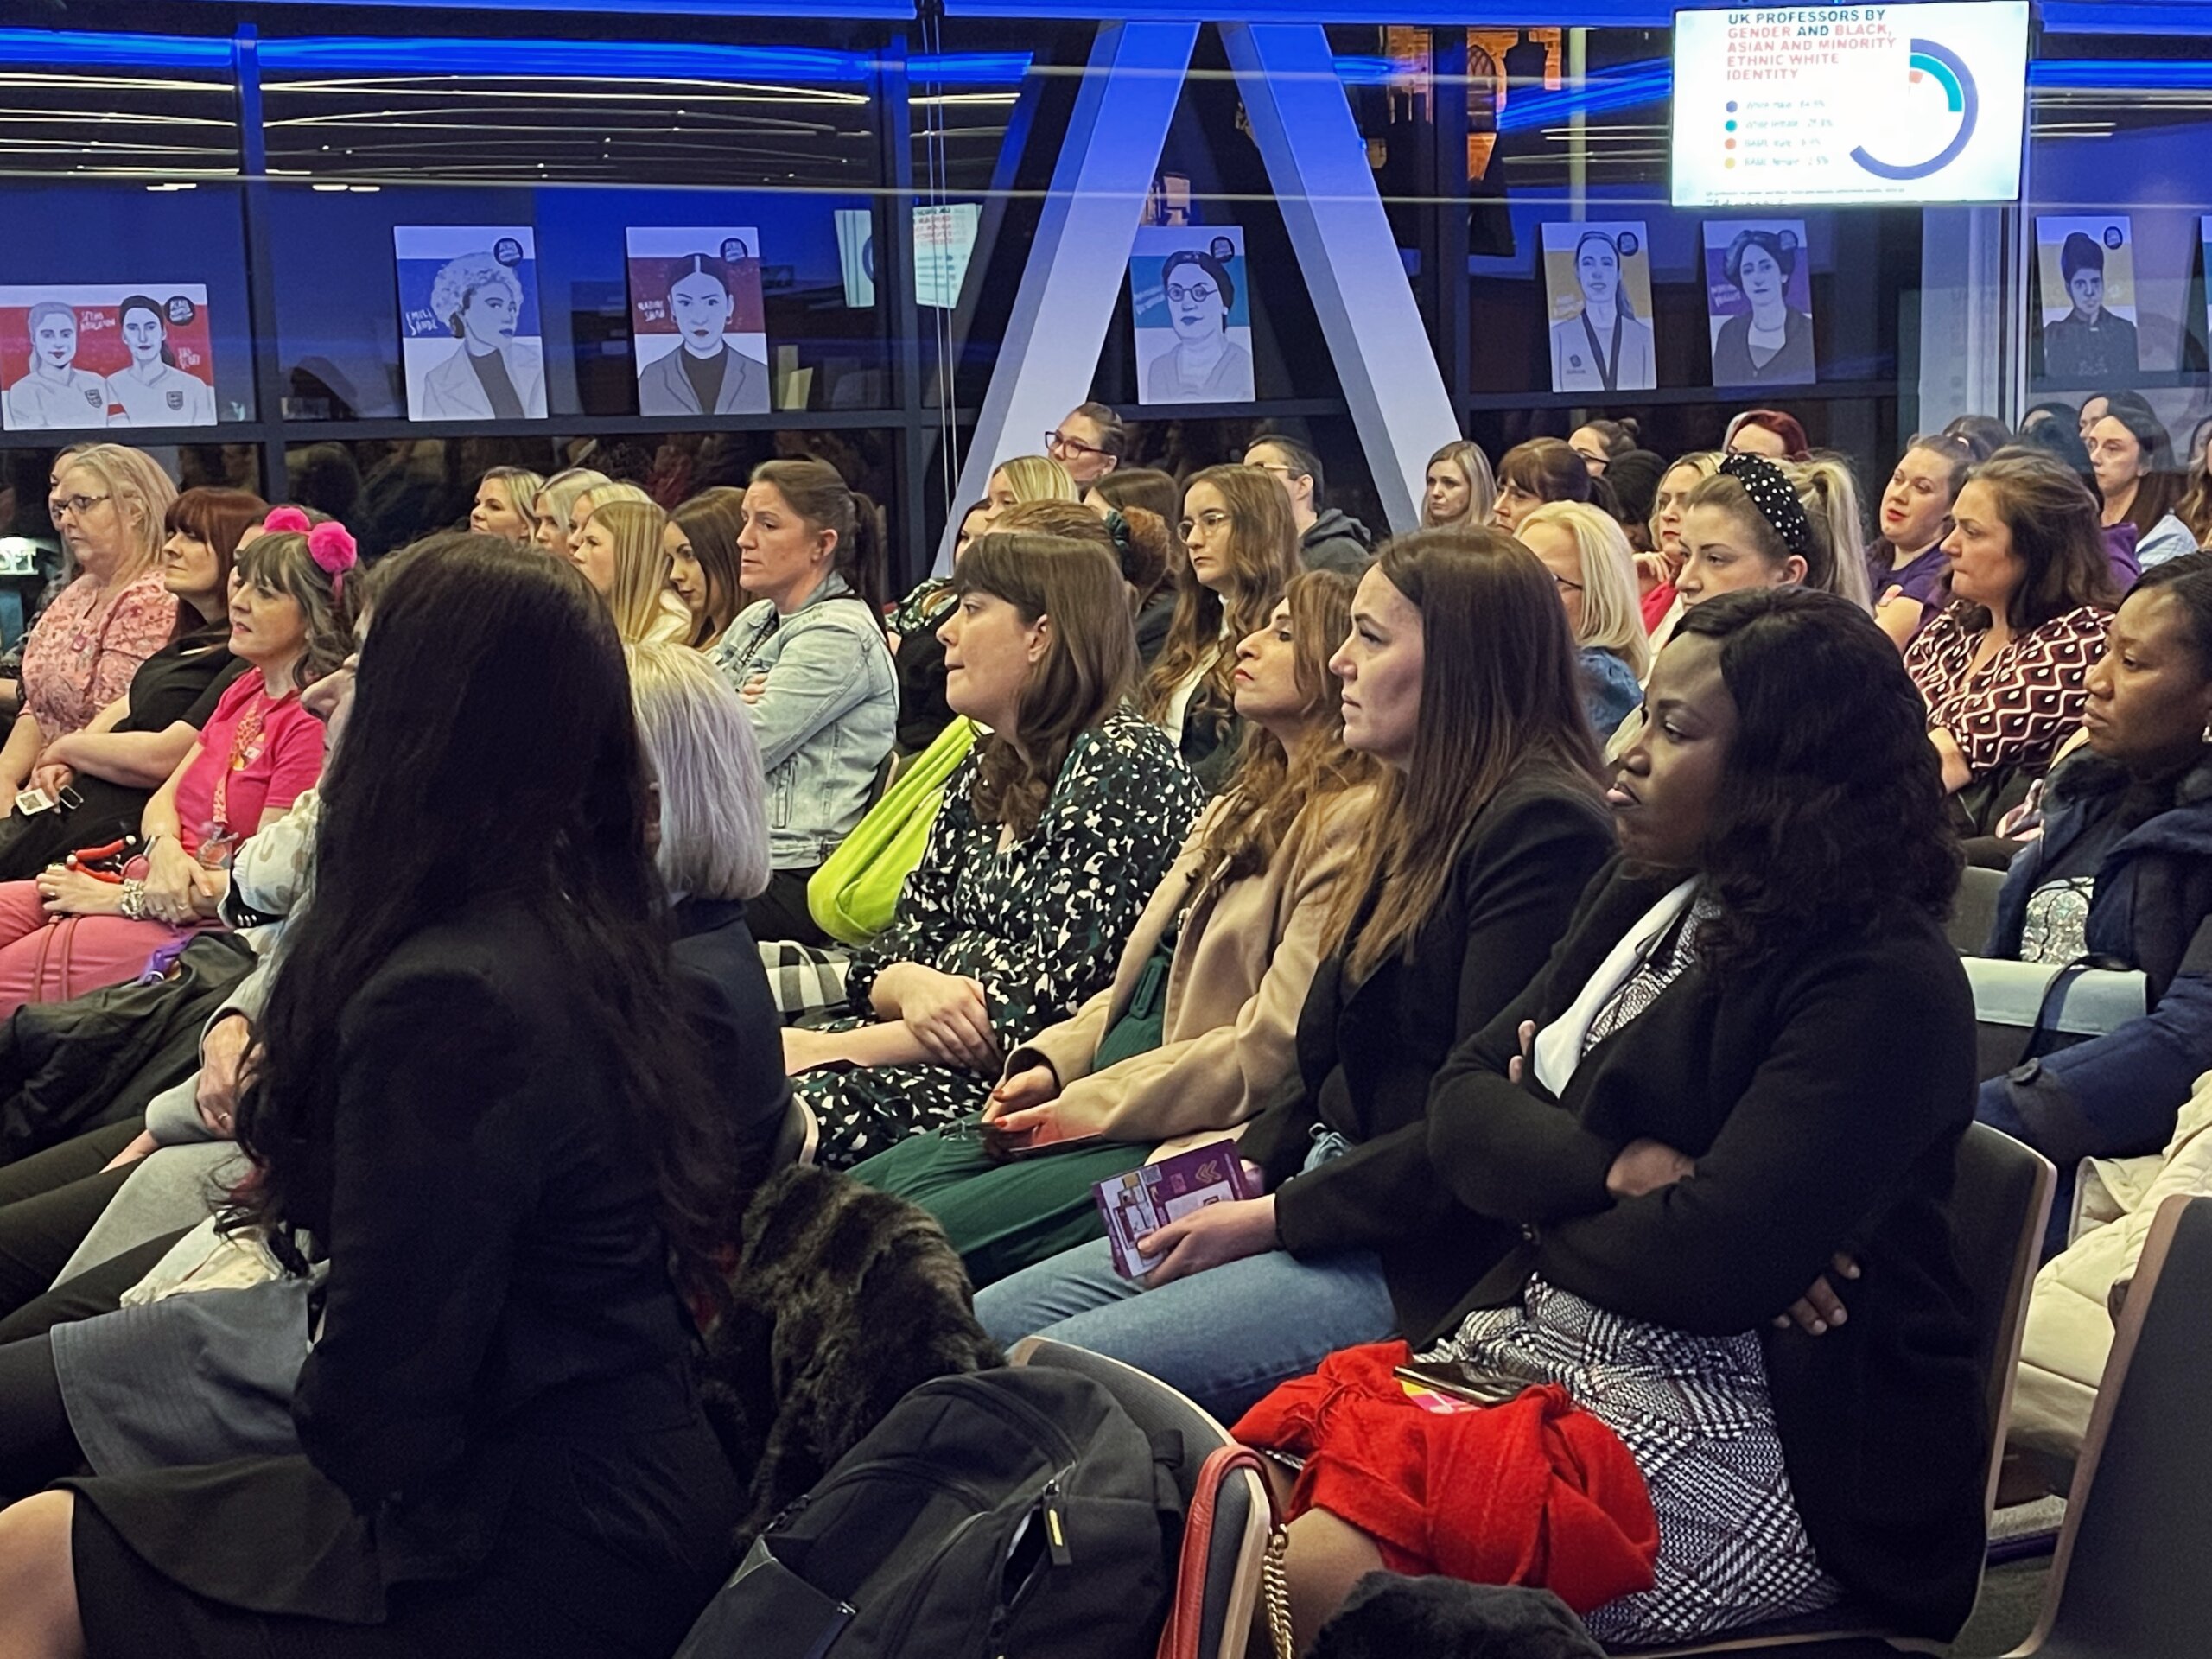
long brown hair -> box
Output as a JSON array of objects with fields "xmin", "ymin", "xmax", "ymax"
[
  {"xmin": 956, "ymin": 531, "xmax": 1137, "ymax": 840},
  {"xmin": 668, "ymin": 486, "xmax": 745, "ymax": 645},
  {"xmin": 1141, "ymin": 465, "xmax": 1298, "ymax": 723},
  {"xmin": 1327, "ymin": 528, "xmax": 1605, "ymax": 983},
  {"xmin": 1196, "ymin": 569, "xmax": 1377, "ymax": 882},
  {"xmin": 1962, "ymin": 449, "xmax": 2120, "ymax": 632}
]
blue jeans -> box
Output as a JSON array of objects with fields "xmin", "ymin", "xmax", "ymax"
[{"xmin": 970, "ymin": 1132, "xmax": 1398, "ymax": 1422}]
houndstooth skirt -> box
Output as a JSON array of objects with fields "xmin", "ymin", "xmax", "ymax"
[{"xmin": 1421, "ymin": 1276, "xmax": 1841, "ymax": 1647}]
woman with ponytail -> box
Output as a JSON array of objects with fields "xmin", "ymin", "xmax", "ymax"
[{"xmin": 711, "ymin": 458, "xmax": 897, "ymax": 944}]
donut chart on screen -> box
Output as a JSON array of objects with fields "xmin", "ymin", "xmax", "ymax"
[{"xmin": 1847, "ymin": 39, "xmax": 1978, "ymax": 182}]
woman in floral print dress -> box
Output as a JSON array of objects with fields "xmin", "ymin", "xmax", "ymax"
[{"xmin": 784, "ymin": 528, "xmax": 1209, "ymax": 1168}]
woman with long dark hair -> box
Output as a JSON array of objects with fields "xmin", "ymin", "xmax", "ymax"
[{"xmin": 0, "ymin": 545, "xmax": 745, "ymax": 1657}]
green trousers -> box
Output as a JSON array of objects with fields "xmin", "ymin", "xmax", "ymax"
[{"xmin": 849, "ymin": 1123, "xmax": 1150, "ymax": 1289}]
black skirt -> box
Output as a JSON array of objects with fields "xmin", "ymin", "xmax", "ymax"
[{"xmin": 67, "ymin": 1405, "xmax": 741, "ymax": 1658}]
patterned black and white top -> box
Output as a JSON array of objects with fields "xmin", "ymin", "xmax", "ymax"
[
  {"xmin": 799, "ymin": 709, "xmax": 1205, "ymax": 1168},
  {"xmin": 1421, "ymin": 895, "xmax": 1843, "ymax": 1647}
]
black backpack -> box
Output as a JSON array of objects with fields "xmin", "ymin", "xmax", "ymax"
[{"xmin": 676, "ymin": 1366, "xmax": 1179, "ymax": 1659}]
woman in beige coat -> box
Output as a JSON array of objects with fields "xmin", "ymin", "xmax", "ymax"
[{"xmin": 849, "ymin": 569, "xmax": 1376, "ymax": 1285}]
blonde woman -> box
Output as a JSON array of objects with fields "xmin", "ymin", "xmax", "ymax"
[
  {"xmin": 527, "ymin": 466, "xmax": 613, "ymax": 557},
  {"xmin": 0, "ymin": 444, "xmax": 179, "ymax": 797},
  {"xmin": 1420, "ymin": 440, "xmax": 1497, "ymax": 530},
  {"xmin": 983, "ymin": 454, "xmax": 1080, "ymax": 522},
  {"xmin": 573, "ymin": 499, "xmax": 690, "ymax": 644},
  {"xmin": 1641, "ymin": 450, "xmax": 1721, "ymax": 636},
  {"xmin": 468, "ymin": 465, "xmax": 545, "ymax": 544},
  {"xmin": 1518, "ymin": 500, "xmax": 1650, "ymax": 743}
]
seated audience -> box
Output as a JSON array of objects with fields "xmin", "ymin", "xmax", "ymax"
[
  {"xmin": 1869, "ymin": 433, "xmax": 1978, "ymax": 646},
  {"xmin": 2, "ymin": 446, "xmax": 180, "ymax": 799},
  {"xmin": 526, "ymin": 467, "xmax": 613, "ymax": 558},
  {"xmin": 712, "ymin": 459, "xmax": 895, "ymax": 946},
  {"xmin": 573, "ymin": 499, "xmax": 690, "ymax": 645},
  {"xmin": 1244, "ymin": 435, "xmax": 1372, "ymax": 575},
  {"xmin": 848, "ymin": 569, "xmax": 1373, "ymax": 1285},
  {"xmin": 1045, "ymin": 402, "xmax": 1127, "ymax": 489},
  {"xmin": 0, "ymin": 526, "xmax": 351, "ymax": 1017},
  {"xmin": 1567, "ymin": 418, "xmax": 1638, "ymax": 478},
  {"xmin": 0, "ymin": 486, "xmax": 264, "ymax": 882},
  {"xmin": 664, "ymin": 487, "xmax": 746, "ymax": 650},
  {"xmin": 1678, "ymin": 453, "xmax": 1870, "ymax": 612},
  {"xmin": 784, "ymin": 531, "xmax": 1205, "ymax": 1169},
  {"xmin": 1977, "ymin": 552, "xmax": 2212, "ymax": 1246},
  {"xmin": 982, "ymin": 454, "xmax": 1080, "ymax": 524},
  {"xmin": 1640, "ymin": 451, "xmax": 1720, "ymax": 638},
  {"xmin": 1941, "ymin": 413, "xmax": 2011, "ymax": 461},
  {"xmin": 1517, "ymin": 501, "xmax": 1651, "ymax": 742},
  {"xmin": 2178, "ymin": 425, "xmax": 2212, "ymax": 551},
  {"xmin": 1420, "ymin": 440, "xmax": 1496, "ymax": 531},
  {"xmin": 1491, "ymin": 438, "xmax": 1594, "ymax": 534},
  {"xmin": 466, "ymin": 466, "xmax": 543, "ymax": 545},
  {"xmin": 1085, "ymin": 466, "xmax": 1179, "ymax": 531},
  {"xmin": 2088, "ymin": 397, "xmax": 2196, "ymax": 567},
  {"xmin": 1722, "ymin": 409, "xmax": 1810, "ymax": 461},
  {"xmin": 1904, "ymin": 452, "xmax": 2117, "ymax": 825},
  {"xmin": 975, "ymin": 528, "xmax": 1614, "ymax": 1419},
  {"xmin": 1245, "ymin": 587, "xmax": 1983, "ymax": 1654},
  {"xmin": 1599, "ymin": 448, "xmax": 1665, "ymax": 554},
  {"xmin": 1139, "ymin": 465, "xmax": 1300, "ymax": 791},
  {"xmin": 0, "ymin": 542, "xmax": 747, "ymax": 1659}
]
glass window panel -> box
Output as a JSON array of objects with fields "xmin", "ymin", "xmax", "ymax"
[{"xmin": 0, "ymin": 60, "xmax": 239, "ymax": 181}]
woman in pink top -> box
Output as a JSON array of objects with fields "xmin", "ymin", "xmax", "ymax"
[
  {"xmin": 0, "ymin": 522, "xmax": 356, "ymax": 1014},
  {"xmin": 1, "ymin": 446, "xmax": 180, "ymax": 796}
]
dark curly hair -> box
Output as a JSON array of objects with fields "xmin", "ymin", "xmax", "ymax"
[{"xmin": 1673, "ymin": 587, "xmax": 1961, "ymax": 977}]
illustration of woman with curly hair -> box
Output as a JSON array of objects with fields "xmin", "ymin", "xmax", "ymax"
[{"xmin": 415, "ymin": 251, "xmax": 546, "ymax": 421}]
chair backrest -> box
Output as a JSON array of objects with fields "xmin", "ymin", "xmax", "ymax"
[
  {"xmin": 1949, "ymin": 1122, "xmax": 2056, "ymax": 1517},
  {"xmin": 763, "ymin": 1093, "xmax": 819, "ymax": 1175},
  {"xmin": 1011, "ymin": 1336, "xmax": 1273, "ymax": 1659},
  {"xmin": 1948, "ymin": 864, "xmax": 2008, "ymax": 955},
  {"xmin": 2024, "ymin": 1194, "xmax": 2212, "ymax": 1657}
]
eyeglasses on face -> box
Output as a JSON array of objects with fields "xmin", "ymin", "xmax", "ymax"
[
  {"xmin": 1046, "ymin": 430, "xmax": 1104, "ymax": 458},
  {"xmin": 1179, "ymin": 510, "xmax": 1232, "ymax": 543},
  {"xmin": 1553, "ymin": 573, "xmax": 1585, "ymax": 594},
  {"xmin": 1166, "ymin": 283, "xmax": 1218, "ymax": 306},
  {"xmin": 48, "ymin": 492, "xmax": 111, "ymax": 524}
]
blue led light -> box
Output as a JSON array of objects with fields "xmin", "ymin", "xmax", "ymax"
[
  {"xmin": 1497, "ymin": 60, "xmax": 1673, "ymax": 132},
  {"xmin": 2028, "ymin": 57, "xmax": 2212, "ymax": 91}
]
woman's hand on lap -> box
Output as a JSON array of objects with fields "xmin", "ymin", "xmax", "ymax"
[
  {"xmin": 142, "ymin": 838, "xmax": 201, "ymax": 924},
  {"xmin": 893, "ymin": 966, "xmax": 998, "ymax": 1070},
  {"xmin": 1776, "ymin": 1254, "xmax": 1860, "ymax": 1336},
  {"xmin": 983, "ymin": 1065, "xmax": 1059, "ymax": 1121},
  {"xmin": 36, "ymin": 865, "xmax": 124, "ymax": 917},
  {"xmin": 1140, "ymin": 1195, "xmax": 1278, "ymax": 1287}
]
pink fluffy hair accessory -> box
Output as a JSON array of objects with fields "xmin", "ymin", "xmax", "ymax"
[
  {"xmin": 308, "ymin": 522, "xmax": 358, "ymax": 581},
  {"xmin": 261, "ymin": 506, "xmax": 312, "ymax": 535}
]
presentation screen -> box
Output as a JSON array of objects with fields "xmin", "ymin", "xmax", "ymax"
[{"xmin": 1672, "ymin": 3, "xmax": 2029, "ymax": 207}]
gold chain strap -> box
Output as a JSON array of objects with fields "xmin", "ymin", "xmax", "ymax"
[{"xmin": 1261, "ymin": 1522, "xmax": 1295, "ymax": 1659}]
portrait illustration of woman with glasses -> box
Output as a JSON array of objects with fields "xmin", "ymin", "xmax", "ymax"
[
  {"xmin": 3, "ymin": 302, "xmax": 110, "ymax": 433},
  {"xmin": 1141, "ymin": 248, "xmax": 1255, "ymax": 405}
]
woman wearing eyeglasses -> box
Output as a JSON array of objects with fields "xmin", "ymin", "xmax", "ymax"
[
  {"xmin": 1142, "ymin": 251, "xmax": 1255, "ymax": 405},
  {"xmin": 0, "ymin": 446, "xmax": 178, "ymax": 802},
  {"xmin": 1044, "ymin": 404, "xmax": 1126, "ymax": 490}
]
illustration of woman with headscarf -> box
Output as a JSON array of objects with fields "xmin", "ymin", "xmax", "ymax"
[
  {"xmin": 2041, "ymin": 228, "xmax": 2139, "ymax": 385},
  {"xmin": 634, "ymin": 253, "xmax": 770, "ymax": 416},
  {"xmin": 416, "ymin": 253, "xmax": 546, "ymax": 421},
  {"xmin": 102, "ymin": 295, "xmax": 216, "ymax": 428},
  {"xmin": 3, "ymin": 301, "xmax": 109, "ymax": 432},
  {"xmin": 1710, "ymin": 227, "xmax": 1815, "ymax": 387},
  {"xmin": 1548, "ymin": 229, "xmax": 1656, "ymax": 394},
  {"xmin": 1141, "ymin": 247, "xmax": 1255, "ymax": 404}
]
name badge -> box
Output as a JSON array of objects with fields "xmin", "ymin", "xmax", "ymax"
[
  {"xmin": 167, "ymin": 389, "xmax": 185, "ymax": 410},
  {"xmin": 84, "ymin": 387, "xmax": 102, "ymax": 407}
]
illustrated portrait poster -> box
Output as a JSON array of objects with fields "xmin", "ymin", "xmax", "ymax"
[
  {"xmin": 1702, "ymin": 219, "xmax": 1816, "ymax": 388},
  {"xmin": 2034, "ymin": 215, "xmax": 2140, "ymax": 385},
  {"xmin": 393, "ymin": 225, "xmax": 547, "ymax": 423},
  {"xmin": 624, "ymin": 226, "xmax": 770, "ymax": 416},
  {"xmin": 0, "ymin": 284, "xmax": 215, "ymax": 432},
  {"xmin": 1541, "ymin": 220, "xmax": 1657, "ymax": 395},
  {"xmin": 1129, "ymin": 225, "xmax": 1255, "ymax": 406}
]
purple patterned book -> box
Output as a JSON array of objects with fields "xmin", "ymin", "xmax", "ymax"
[{"xmin": 1093, "ymin": 1139, "xmax": 1252, "ymax": 1279}]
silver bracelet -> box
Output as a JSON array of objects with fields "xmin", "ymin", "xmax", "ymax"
[{"xmin": 119, "ymin": 879, "xmax": 148, "ymax": 922}]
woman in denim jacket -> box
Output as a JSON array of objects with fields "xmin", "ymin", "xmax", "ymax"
[{"xmin": 712, "ymin": 459, "xmax": 897, "ymax": 944}]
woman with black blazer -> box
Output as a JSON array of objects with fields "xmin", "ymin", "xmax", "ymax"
[
  {"xmin": 0, "ymin": 545, "xmax": 747, "ymax": 1656},
  {"xmin": 1245, "ymin": 588, "xmax": 1986, "ymax": 1654},
  {"xmin": 975, "ymin": 528, "xmax": 1614, "ymax": 1419}
]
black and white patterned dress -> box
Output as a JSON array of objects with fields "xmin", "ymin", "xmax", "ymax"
[
  {"xmin": 798, "ymin": 709, "xmax": 1205, "ymax": 1168},
  {"xmin": 1421, "ymin": 898, "xmax": 1842, "ymax": 1647}
]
